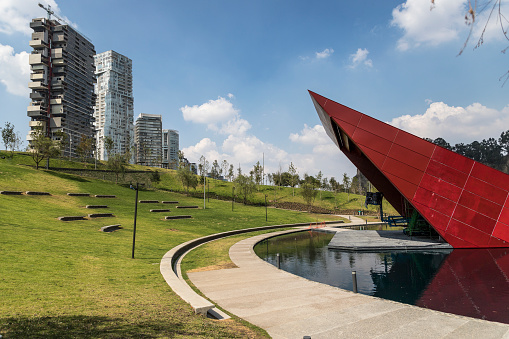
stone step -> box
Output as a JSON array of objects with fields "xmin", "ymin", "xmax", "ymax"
[
  {"xmin": 99, "ymin": 224, "xmax": 122, "ymax": 232},
  {"xmin": 0, "ymin": 191, "xmax": 23, "ymax": 195},
  {"xmin": 67, "ymin": 193, "xmax": 90, "ymax": 197},
  {"xmin": 58, "ymin": 216, "xmax": 86, "ymax": 221},
  {"xmin": 162, "ymin": 201, "xmax": 179, "ymax": 204},
  {"xmin": 86, "ymin": 205, "xmax": 108, "ymax": 209},
  {"xmin": 88, "ymin": 213, "xmax": 114, "ymax": 218},
  {"xmin": 25, "ymin": 191, "xmax": 51, "ymax": 195},
  {"xmin": 150, "ymin": 209, "xmax": 171, "ymax": 212},
  {"xmin": 139, "ymin": 200, "xmax": 159, "ymax": 203},
  {"xmin": 176, "ymin": 206, "xmax": 199, "ymax": 209},
  {"xmin": 165, "ymin": 215, "xmax": 192, "ymax": 220},
  {"xmin": 95, "ymin": 195, "xmax": 116, "ymax": 198}
]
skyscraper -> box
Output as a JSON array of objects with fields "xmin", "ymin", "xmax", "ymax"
[
  {"xmin": 135, "ymin": 113, "xmax": 162, "ymax": 167},
  {"xmin": 162, "ymin": 129, "xmax": 179, "ymax": 169},
  {"xmin": 94, "ymin": 50, "xmax": 134, "ymax": 161},
  {"xmin": 27, "ymin": 17, "xmax": 96, "ymax": 157}
]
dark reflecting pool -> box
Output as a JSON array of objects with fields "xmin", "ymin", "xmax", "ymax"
[{"xmin": 254, "ymin": 230, "xmax": 509, "ymax": 324}]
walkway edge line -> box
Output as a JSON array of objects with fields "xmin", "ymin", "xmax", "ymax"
[{"xmin": 160, "ymin": 220, "xmax": 343, "ymax": 315}]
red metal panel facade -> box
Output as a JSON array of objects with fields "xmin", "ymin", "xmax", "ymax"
[{"xmin": 310, "ymin": 90, "xmax": 509, "ymax": 248}]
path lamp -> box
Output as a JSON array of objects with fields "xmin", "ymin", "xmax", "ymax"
[
  {"xmin": 265, "ymin": 194, "xmax": 268, "ymax": 221},
  {"xmin": 232, "ymin": 186, "xmax": 235, "ymax": 211},
  {"xmin": 131, "ymin": 182, "xmax": 144, "ymax": 259}
]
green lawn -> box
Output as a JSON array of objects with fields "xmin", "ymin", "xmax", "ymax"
[{"xmin": 0, "ymin": 154, "xmax": 345, "ymax": 338}]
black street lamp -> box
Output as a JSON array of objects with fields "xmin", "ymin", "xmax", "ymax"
[
  {"xmin": 265, "ymin": 194, "xmax": 268, "ymax": 221},
  {"xmin": 131, "ymin": 182, "xmax": 144, "ymax": 259}
]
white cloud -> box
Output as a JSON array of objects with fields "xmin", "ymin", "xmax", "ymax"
[
  {"xmin": 348, "ymin": 48, "xmax": 373, "ymax": 69},
  {"xmin": 180, "ymin": 95, "xmax": 251, "ymax": 135},
  {"xmin": 388, "ymin": 101, "xmax": 509, "ymax": 144},
  {"xmin": 391, "ymin": 0, "xmax": 466, "ymax": 51},
  {"xmin": 315, "ymin": 48, "xmax": 334, "ymax": 59},
  {"xmin": 0, "ymin": 0, "xmax": 75, "ymax": 36},
  {"xmin": 0, "ymin": 44, "xmax": 30, "ymax": 96},
  {"xmin": 289, "ymin": 124, "xmax": 329, "ymax": 145}
]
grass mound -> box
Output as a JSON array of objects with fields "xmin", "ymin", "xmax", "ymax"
[{"xmin": 1, "ymin": 154, "xmax": 341, "ymax": 338}]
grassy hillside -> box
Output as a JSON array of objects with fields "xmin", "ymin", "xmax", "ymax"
[{"xmin": 0, "ymin": 153, "xmax": 351, "ymax": 338}]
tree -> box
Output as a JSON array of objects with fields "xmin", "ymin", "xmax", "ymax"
[
  {"xmin": 234, "ymin": 174, "xmax": 256, "ymax": 204},
  {"xmin": 228, "ymin": 164, "xmax": 235, "ymax": 182},
  {"xmin": 76, "ymin": 134, "xmax": 95, "ymax": 166},
  {"xmin": 103, "ymin": 136, "xmax": 114, "ymax": 159},
  {"xmin": 221, "ymin": 160, "xmax": 229, "ymax": 179},
  {"xmin": 178, "ymin": 164, "xmax": 198, "ymax": 195},
  {"xmin": 316, "ymin": 171, "xmax": 323, "ymax": 200},
  {"xmin": 301, "ymin": 182, "xmax": 317, "ymax": 211},
  {"xmin": 27, "ymin": 127, "xmax": 62, "ymax": 170},
  {"xmin": 252, "ymin": 161, "xmax": 263, "ymax": 187},
  {"xmin": 211, "ymin": 160, "xmax": 220, "ymax": 179},
  {"xmin": 343, "ymin": 173, "xmax": 351, "ymax": 200},
  {"xmin": 288, "ymin": 162, "xmax": 299, "ymax": 196},
  {"xmin": 1, "ymin": 122, "xmax": 20, "ymax": 156},
  {"xmin": 107, "ymin": 153, "xmax": 128, "ymax": 183}
]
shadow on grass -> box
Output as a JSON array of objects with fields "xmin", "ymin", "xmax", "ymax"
[
  {"xmin": 44, "ymin": 170, "xmax": 91, "ymax": 183},
  {"xmin": 0, "ymin": 315, "xmax": 187, "ymax": 338}
]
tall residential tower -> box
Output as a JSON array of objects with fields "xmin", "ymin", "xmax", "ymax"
[
  {"xmin": 135, "ymin": 113, "xmax": 162, "ymax": 167},
  {"xmin": 162, "ymin": 129, "xmax": 179, "ymax": 169},
  {"xmin": 27, "ymin": 17, "xmax": 96, "ymax": 157},
  {"xmin": 94, "ymin": 50, "xmax": 134, "ymax": 160}
]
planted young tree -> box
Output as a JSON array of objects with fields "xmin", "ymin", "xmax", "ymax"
[
  {"xmin": 28, "ymin": 127, "xmax": 62, "ymax": 170},
  {"xmin": 103, "ymin": 135, "xmax": 114, "ymax": 159},
  {"xmin": 108, "ymin": 153, "xmax": 128, "ymax": 183},
  {"xmin": 252, "ymin": 161, "xmax": 263, "ymax": 188},
  {"xmin": 1, "ymin": 122, "xmax": 20, "ymax": 157},
  {"xmin": 301, "ymin": 182, "xmax": 317, "ymax": 211},
  {"xmin": 228, "ymin": 164, "xmax": 235, "ymax": 182},
  {"xmin": 343, "ymin": 173, "xmax": 351, "ymax": 201},
  {"xmin": 234, "ymin": 174, "xmax": 256, "ymax": 204},
  {"xmin": 288, "ymin": 162, "xmax": 298, "ymax": 196},
  {"xmin": 211, "ymin": 160, "xmax": 220, "ymax": 179},
  {"xmin": 178, "ymin": 164, "xmax": 198, "ymax": 195},
  {"xmin": 76, "ymin": 134, "xmax": 95, "ymax": 167},
  {"xmin": 221, "ymin": 159, "xmax": 229, "ymax": 180}
]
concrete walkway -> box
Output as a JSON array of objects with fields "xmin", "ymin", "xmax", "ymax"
[{"xmin": 188, "ymin": 229, "xmax": 509, "ymax": 338}]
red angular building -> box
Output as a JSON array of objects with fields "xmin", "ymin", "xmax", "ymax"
[{"xmin": 310, "ymin": 91, "xmax": 509, "ymax": 248}]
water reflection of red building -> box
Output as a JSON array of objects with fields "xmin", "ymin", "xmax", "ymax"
[
  {"xmin": 416, "ymin": 249, "xmax": 509, "ymax": 323},
  {"xmin": 310, "ymin": 91, "xmax": 509, "ymax": 248}
]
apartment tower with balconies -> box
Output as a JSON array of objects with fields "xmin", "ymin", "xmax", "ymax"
[
  {"xmin": 94, "ymin": 50, "xmax": 134, "ymax": 161},
  {"xmin": 27, "ymin": 17, "xmax": 96, "ymax": 157}
]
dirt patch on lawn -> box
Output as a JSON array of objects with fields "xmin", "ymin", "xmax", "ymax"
[{"xmin": 187, "ymin": 262, "xmax": 237, "ymax": 273}]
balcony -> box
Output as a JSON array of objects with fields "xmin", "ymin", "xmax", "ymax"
[
  {"xmin": 29, "ymin": 39, "xmax": 47, "ymax": 48},
  {"xmin": 30, "ymin": 73, "xmax": 46, "ymax": 81},
  {"xmin": 27, "ymin": 105, "xmax": 46, "ymax": 118},
  {"xmin": 28, "ymin": 81, "xmax": 47, "ymax": 90},
  {"xmin": 29, "ymin": 54, "xmax": 45, "ymax": 65}
]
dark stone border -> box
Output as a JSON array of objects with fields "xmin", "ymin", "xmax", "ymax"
[
  {"xmin": 176, "ymin": 206, "xmax": 199, "ymax": 209},
  {"xmin": 151, "ymin": 209, "xmax": 170, "ymax": 212},
  {"xmin": 162, "ymin": 201, "xmax": 179, "ymax": 204},
  {"xmin": 165, "ymin": 215, "xmax": 192, "ymax": 220},
  {"xmin": 88, "ymin": 213, "xmax": 114, "ymax": 218},
  {"xmin": 26, "ymin": 191, "xmax": 51, "ymax": 195},
  {"xmin": 58, "ymin": 216, "xmax": 86, "ymax": 221},
  {"xmin": 95, "ymin": 195, "xmax": 116, "ymax": 198},
  {"xmin": 0, "ymin": 191, "xmax": 23, "ymax": 195},
  {"xmin": 86, "ymin": 205, "xmax": 108, "ymax": 209},
  {"xmin": 67, "ymin": 193, "xmax": 90, "ymax": 197},
  {"xmin": 99, "ymin": 224, "xmax": 123, "ymax": 232},
  {"xmin": 139, "ymin": 200, "xmax": 159, "ymax": 203}
]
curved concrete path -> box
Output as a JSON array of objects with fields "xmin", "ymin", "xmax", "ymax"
[{"xmin": 188, "ymin": 229, "xmax": 509, "ymax": 339}]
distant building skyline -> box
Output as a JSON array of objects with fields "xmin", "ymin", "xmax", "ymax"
[
  {"xmin": 27, "ymin": 17, "xmax": 96, "ymax": 157},
  {"xmin": 94, "ymin": 50, "xmax": 134, "ymax": 161}
]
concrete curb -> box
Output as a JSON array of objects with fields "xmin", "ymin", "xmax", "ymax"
[{"xmin": 159, "ymin": 220, "xmax": 344, "ymax": 316}]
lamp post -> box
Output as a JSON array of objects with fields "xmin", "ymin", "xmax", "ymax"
[
  {"xmin": 265, "ymin": 194, "xmax": 268, "ymax": 221},
  {"xmin": 232, "ymin": 186, "xmax": 235, "ymax": 211},
  {"xmin": 132, "ymin": 182, "xmax": 144, "ymax": 259}
]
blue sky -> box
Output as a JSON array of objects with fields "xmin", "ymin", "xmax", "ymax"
[{"xmin": 1, "ymin": 0, "xmax": 509, "ymax": 181}]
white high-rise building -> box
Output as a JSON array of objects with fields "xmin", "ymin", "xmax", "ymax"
[
  {"xmin": 162, "ymin": 129, "xmax": 179, "ymax": 169},
  {"xmin": 94, "ymin": 50, "xmax": 134, "ymax": 160}
]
